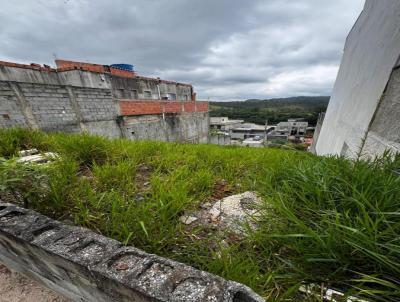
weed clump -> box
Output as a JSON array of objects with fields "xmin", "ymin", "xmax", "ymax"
[{"xmin": 0, "ymin": 128, "xmax": 399, "ymax": 301}]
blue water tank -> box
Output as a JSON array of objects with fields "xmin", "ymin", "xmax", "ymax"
[{"xmin": 110, "ymin": 64, "xmax": 134, "ymax": 71}]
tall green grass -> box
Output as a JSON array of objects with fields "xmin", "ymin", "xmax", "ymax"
[{"xmin": 0, "ymin": 128, "xmax": 399, "ymax": 301}]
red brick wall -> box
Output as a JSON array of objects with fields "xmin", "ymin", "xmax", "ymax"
[
  {"xmin": 183, "ymin": 102, "xmax": 195, "ymax": 112},
  {"xmin": 119, "ymin": 100, "xmax": 208, "ymax": 116},
  {"xmin": 55, "ymin": 60, "xmax": 106, "ymax": 73},
  {"xmin": 164, "ymin": 102, "xmax": 182, "ymax": 113},
  {"xmin": 1, "ymin": 59, "xmax": 187, "ymax": 85},
  {"xmin": 110, "ymin": 67, "xmax": 134, "ymax": 78},
  {"xmin": 56, "ymin": 60, "xmax": 135, "ymax": 77},
  {"xmin": 0, "ymin": 61, "xmax": 55, "ymax": 72},
  {"xmin": 196, "ymin": 102, "xmax": 209, "ymax": 112}
]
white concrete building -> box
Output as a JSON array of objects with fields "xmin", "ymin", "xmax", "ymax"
[
  {"xmin": 230, "ymin": 123, "xmax": 270, "ymax": 140},
  {"xmin": 275, "ymin": 119, "xmax": 308, "ymax": 136},
  {"xmin": 314, "ymin": 0, "xmax": 400, "ymax": 158},
  {"xmin": 210, "ymin": 117, "xmax": 244, "ymax": 132}
]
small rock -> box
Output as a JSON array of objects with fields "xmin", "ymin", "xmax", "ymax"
[
  {"xmin": 18, "ymin": 149, "xmax": 38, "ymax": 157},
  {"xmin": 208, "ymin": 191, "xmax": 262, "ymax": 234},
  {"xmin": 17, "ymin": 154, "xmax": 48, "ymax": 164},
  {"xmin": 209, "ymin": 207, "xmax": 221, "ymax": 221},
  {"xmin": 200, "ymin": 202, "xmax": 211, "ymax": 209},
  {"xmin": 135, "ymin": 193, "xmax": 145, "ymax": 202},
  {"xmin": 219, "ymin": 239, "xmax": 229, "ymax": 248},
  {"xmin": 17, "ymin": 152, "xmax": 58, "ymax": 164},
  {"xmin": 43, "ymin": 152, "xmax": 58, "ymax": 159},
  {"xmin": 80, "ymin": 176, "xmax": 93, "ymax": 181},
  {"xmin": 179, "ymin": 215, "xmax": 198, "ymax": 225},
  {"xmin": 298, "ymin": 284, "xmax": 370, "ymax": 302},
  {"xmin": 178, "ymin": 192, "xmax": 263, "ymax": 238}
]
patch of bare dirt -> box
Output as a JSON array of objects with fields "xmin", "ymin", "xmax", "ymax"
[
  {"xmin": 208, "ymin": 179, "xmax": 241, "ymax": 202},
  {"xmin": 0, "ymin": 263, "xmax": 70, "ymax": 302},
  {"xmin": 134, "ymin": 164, "xmax": 153, "ymax": 199}
]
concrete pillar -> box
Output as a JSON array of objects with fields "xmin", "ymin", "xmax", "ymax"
[{"xmin": 65, "ymin": 86, "xmax": 87, "ymax": 132}]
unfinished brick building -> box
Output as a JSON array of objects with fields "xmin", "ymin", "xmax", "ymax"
[{"xmin": 0, "ymin": 59, "xmax": 209, "ymax": 143}]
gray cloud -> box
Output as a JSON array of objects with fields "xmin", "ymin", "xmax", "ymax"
[{"xmin": 0, "ymin": 0, "xmax": 365, "ymax": 101}]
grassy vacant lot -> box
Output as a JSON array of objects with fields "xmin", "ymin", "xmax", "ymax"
[{"xmin": 0, "ymin": 128, "xmax": 399, "ymax": 301}]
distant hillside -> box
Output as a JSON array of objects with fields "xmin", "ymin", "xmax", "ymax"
[{"xmin": 210, "ymin": 96, "xmax": 330, "ymax": 126}]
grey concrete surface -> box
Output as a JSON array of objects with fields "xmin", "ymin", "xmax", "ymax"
[
  {"xmin": 111, "ymin": 76, "xmax": 192, "ymax": 101},
  {"xmin": 0, "ymin": 64, "xmax": 207, "ymax": 143},
  {"xmin": 0, "ymin": 80, "xmax": 119, "ymax": 136},
  {"xmin": 180, "ymin": 192, "xmax": 263, "ymax": 236},
  {"xmin": 361, "ymin": 67, "xmax": 400, "ymax": 158},
  {"xmin": 0, "ymin": 202, "xmax": 264, "ymax": 302},
  {"xmin": 315, "ymin": 0, "xmax": 400, "ymax": 158},
  {"xmin": 209, "ymin": 134, "xmax": 231, "ymax": 146},
  {"xmin": 309, "ymin": 112, "xmax": 324, "ymax": 154},
  {"xmin": 121, "ymin": 112, "xmax": 209, "ymax": 143}
]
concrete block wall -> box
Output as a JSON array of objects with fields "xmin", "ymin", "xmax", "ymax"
[
  {"xmin": 0, "ymin": 64, "xmax": 61, "ymax": 86},
  {"xmin": 72, "ymin": 87, "xmax": 122, "ymax": 138},
  {"xmin": 57, "ymin": 70, "xmax": 112, "ymax": 89},
  {"xmin": 0, "ymin": 82, "xmax": 28, "ymax": 128},
  {"xmin": 0, "ymin": 62, "xmax": 208, "ymax": 143},
  {"xmin": 112, "ymin": 76, "xmax": 193, "ymax": 101},
  {"xmin": 18, "ymin": 83, "xmax": 79, "ymax": 132},
  {"xmin": 0, "ymin": 80, "xmax": 120, "ymax": 136},
  {"xmin": 0, "ymin": 202, "xmax": 264, "ymax": 302},
  {"xmin": 74, "ymin": 87, "xmax": 116, "ymax": 122}
]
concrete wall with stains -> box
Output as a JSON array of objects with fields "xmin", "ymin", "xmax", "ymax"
[
  {"xmin": 361, "ymin": 67, "xmax": 400, "ymax": 157},
  {"xmin": 0, "ymin": 62, "xmax": 208, "ymax": 143},
  {"xmin": 121, "ymin": 112, "xmax": 209, "ymax": 143},
  {"xmin": 315, "ymin": 0, "xmax": 400, "ymax": 158},
  {"xmin": 111, "ymin": 76, "xmax": 192, "ymax": 101}
]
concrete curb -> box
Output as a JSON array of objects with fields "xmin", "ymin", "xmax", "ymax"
[{"xmin": 0, "ymin": 202, "xmax": 265, "ymax": 302}]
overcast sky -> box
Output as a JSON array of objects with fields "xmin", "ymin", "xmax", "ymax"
[{"xmin": 0, "ymin": 0, "xmax": 365, "ymax": 101}]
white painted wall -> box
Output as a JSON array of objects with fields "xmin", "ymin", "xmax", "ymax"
[{"xmin": 315, "ymin": 0, "xmax": 400, "ymax": 157}]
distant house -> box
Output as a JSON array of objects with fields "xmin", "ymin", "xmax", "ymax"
[
  {"xmin": 210, "ymin": 117, "xmax": 244, "ymax": 132},
  {"xmin": 267, "ymin": 119, "xmax": 309, "ymax": 144},
  {"xmin": 275, "ymin": 119, "xmax": 308, "ymax": 136},
  {"xmin": 230, "ymin": 123, "xmax": 271, "ymax": 140},
  {"xmin": 210, "ymin": 117, "xmax": 310, "ymax": 147}
]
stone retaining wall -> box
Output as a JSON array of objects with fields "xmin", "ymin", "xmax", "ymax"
[{"xmin": 0, "ymin": 202, "xmax": 264, "ymax": 302}]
